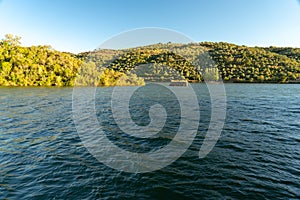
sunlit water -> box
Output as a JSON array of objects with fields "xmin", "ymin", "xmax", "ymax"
[{"xmin": 0, "ymin": 84, "xmax": 299, "ymax": 199}]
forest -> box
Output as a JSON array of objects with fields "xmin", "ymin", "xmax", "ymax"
[
  {"xmin": 0, "ymin": 34, "xmax": 299, "ymax": 86},
  {"xmin": 0, "ymin": 34, "xmax": 144, "ymax": 86}
]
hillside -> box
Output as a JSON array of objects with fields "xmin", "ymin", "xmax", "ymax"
[
  {"xmin": 201, "ymin": 42, "xmax": 300, "ymax": 82},
  {"xmin": 1, "ymin": 34, "xmax": 300, "ymax": 86},
  {"xmin": 82, "ymin": 42, "xmax": 300, "ymax": 83},
  {"xmin": 0, "ymin": 35, "xmax": 143, "ymax": 86}
]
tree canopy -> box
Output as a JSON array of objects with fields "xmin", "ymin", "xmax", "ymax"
[
  {"xmin": 1, "ymin": 34, "xmax": 299, "ymax": 86},
  {"xmin": 0, "ymin": 34, "xmax": 144, "ymax": 86}
]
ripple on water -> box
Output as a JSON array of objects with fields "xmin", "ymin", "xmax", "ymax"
[{"xmin": 0, "ymin": 84, "xmax": 300, "ymax": 199}]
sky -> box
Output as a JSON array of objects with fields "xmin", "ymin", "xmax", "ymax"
[{"xmin": 0, "ymin": 0, "xmax": 300, "ymax": 53}]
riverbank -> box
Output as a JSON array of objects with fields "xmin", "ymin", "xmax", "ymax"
[{"xmin": 1, "ymin": 35, "xmax": 299, "ymax": 86}]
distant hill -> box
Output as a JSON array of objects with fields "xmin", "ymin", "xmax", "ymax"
[
  {"xmin": 1, "ymin": 34, "xmax": 300, "ymax": 86},
  {"xmin": 81, "ymin": 42, "xmax": 300, "ymax": 83}
]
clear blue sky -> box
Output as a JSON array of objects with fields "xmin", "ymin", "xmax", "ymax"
[{"xmin": 1, "ymin": 0, "xmax": 300, "ymax": 53}]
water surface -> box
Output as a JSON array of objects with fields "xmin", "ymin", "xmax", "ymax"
[{"xmin": 0, "ymin": 84, "xmax": 299, "ymax": 199}]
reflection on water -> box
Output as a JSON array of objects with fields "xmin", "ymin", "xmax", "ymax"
[{"xmin": 0, "ymin": 84, "xmax": 299, "ymax": 199}]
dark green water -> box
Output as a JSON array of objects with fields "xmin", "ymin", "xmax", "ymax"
[{"xmin": 0, "ymin": 84, "xmax": 299, "ymax": 199}]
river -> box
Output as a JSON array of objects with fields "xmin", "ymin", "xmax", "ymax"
[{"xmin": 0, "ymin": 84, "xmax": 299, "ymax": 199}]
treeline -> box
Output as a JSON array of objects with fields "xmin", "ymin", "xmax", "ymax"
[
  {"xmin": 201, "ymin": 42, "xmax": 300, "ymax": 82},
  {"xmin": 1, "ymin": 34, "xmax": 300, "ymax": 86},
  {"xmin": 0, "ymin": 34, "xmax": 81, "ymax": 86},
  {"xmin": 86, "ymin": 42, "xmax": 300, "ymax": 83},
  {"xmin": 0, "ymin": 34, "xmax": 144, "ymax": 86}
]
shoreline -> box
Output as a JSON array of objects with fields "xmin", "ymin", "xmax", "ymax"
[{"xmin": 0, "ymin": 81, "xmax": 299, "ymax": 88}]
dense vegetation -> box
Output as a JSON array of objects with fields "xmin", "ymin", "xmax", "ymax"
[
  {"xmin": 0, "ymin": 34, "xmax": 81, "ymax": 86},
  {"xmin": 201, "ymin": 42, "xmax": 300, "ymax": 82},
  {"xmin": 1, "ymin": 34, "xmax": 299, "ymax": 86},
  {"xmin": 108, "ymin": 49, "xmax": 202, "ymax": 82},
  {"xmin": 85, "ymin": 42, "xmax": 300, "ymax": 83},
  {"xmin": 0, "ymin": 34, "xmax": 144, "ymax": 86}
]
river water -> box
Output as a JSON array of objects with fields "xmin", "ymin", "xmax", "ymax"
[{"xmin": 0, "ymin": 84, "xmax": 299, "ymax": 199}]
